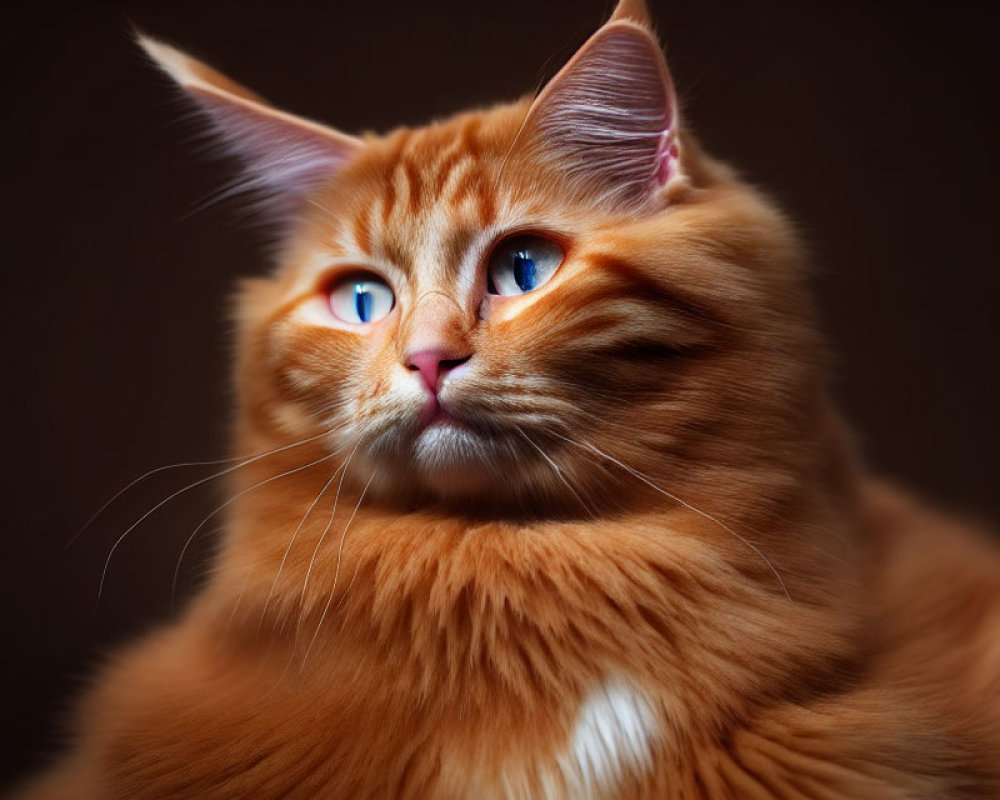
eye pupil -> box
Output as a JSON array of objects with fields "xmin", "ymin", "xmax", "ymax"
[
  {"xmin": 513, "ymin": 251, "xmax": 536, "ymax": 291},
  {"xmin": 355, "ymin": 284, "xmax": 373, "ymax": 323}
]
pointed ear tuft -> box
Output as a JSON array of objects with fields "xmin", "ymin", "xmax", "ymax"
[
  {"xmin": 609, "ymin": 0, "xmax": 653, "ymax": 27},
  {"xmin": 137, "ymin": 34, "xmax": 363, "ymax": 219},
  {"xmin": 516, "ymin": 21, "xmax": 681, "ymax": 211},
  {"xmin": 136, "ymin": 35, "xmax": 266, "ymax": 103}
]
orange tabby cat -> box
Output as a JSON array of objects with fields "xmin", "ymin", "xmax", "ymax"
[{"xmin": 13, "ymin": 0, "xmax": 1000, "ymax": 797}]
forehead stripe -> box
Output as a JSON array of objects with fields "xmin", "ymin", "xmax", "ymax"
[
  {"xmin": 352, "ymin": 202, "xmax": 372, "ymax": 255},
  {"xmin": 403, "ymin": 158, "xmax": 424, "ymax": 215},
  {"xmin": 380, "ymin": 176, "xmax": 397, "ymax": 225},
  {"xmin": 432, "ymin": 147, "xmax": 467, "ymax": 196},
  {"xmin": 449, "ymin": 165, "xmax": 496, "ymax": 228}
]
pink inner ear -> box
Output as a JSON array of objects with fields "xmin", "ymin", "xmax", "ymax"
[{"xmin": 656, "ymin": 135, "xmax": 680, "ymax": 187}]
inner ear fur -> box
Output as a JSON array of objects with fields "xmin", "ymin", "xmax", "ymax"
[
  {"xmin": 138, "ymin": 35, "xmax": 364, "ymax": 213},
  {"xmin": 514, "ymin": 15, "xmax": 682, "ymax": 211}
]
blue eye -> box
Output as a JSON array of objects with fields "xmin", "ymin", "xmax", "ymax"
[
  {"xmin": 329, "ymin": 274, "xmax": 394, "ymax": 324},
  {"xmin": 488, "ymin": 235, "xmax": 563, "ymax": 296}
]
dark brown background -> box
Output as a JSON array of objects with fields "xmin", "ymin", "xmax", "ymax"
[{"xmin": 3, "ymin": 0, "xmax": 998, "ymax": 790}]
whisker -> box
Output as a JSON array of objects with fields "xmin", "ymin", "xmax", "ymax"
[
  {"xmin": 276, "ymin": 446, "xmax": 357, "ymax": 683},
  {"xmin": 514, "ymin": 426, "xmax": 597, "ymax": 519},
  {"xmin": 494, "ymin": 102, "xmax": 534, "ymax": 190},
  {"xmin": 300, "ymin": 469, "xmax": 377, "ymax": 671},
  {"xmin": 223, "ymin": 572, "xmax": 251, "ymax": 638},
  {"xmin": 296, "ymin": 443, "xmax": 361, "ymax": 633},
  {"xmin": 258, "ymin": 460, "xmax": 345, "ymax": 633},
  {"xmin": 550, "ymin": 430, "xmax": 791, "ymax": 602},
  {"xmin": 170, "ymin": 451, "xmax": 337, "ymax": 607},
  {"xmin": 69, "ymin": 428, "xmax": 334, "ymax": 549},
  {"xmin": 96, "ymin": 429, "xmax": 337, "ymax": 605}
]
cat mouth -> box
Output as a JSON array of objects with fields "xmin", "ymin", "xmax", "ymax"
[
  {"xmin": 419, "ymin": 396, "xmax": 467, "ymax": 430},
  {"xmin": 360, "ymin": 391, "xmax": 524, "ymax": 498},
  {"xmin": 360, "ymin": 398, "xmax": 536, "ymax": 501},
  {"xmin": 410, "ymin": 400, "xmax": 508, "ymax": 473}
]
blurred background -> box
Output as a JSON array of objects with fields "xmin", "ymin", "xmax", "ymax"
[{"xmin": 2, "ymin": 0, "xmax": 998, "ymax": 790}]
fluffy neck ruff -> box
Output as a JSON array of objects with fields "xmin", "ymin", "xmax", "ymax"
[{"xmin": 201, "ymin": 411, "xmax": 864, "ymax": 746}]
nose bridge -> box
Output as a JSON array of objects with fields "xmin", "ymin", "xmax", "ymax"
[{"xmin": 399, "ymin": 289, "xmax": 472, "ymax": 361}]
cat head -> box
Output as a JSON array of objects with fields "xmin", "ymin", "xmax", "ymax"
[{"xmin": 142, "ymin": 0, "xmax": 828, "ymax": 519}]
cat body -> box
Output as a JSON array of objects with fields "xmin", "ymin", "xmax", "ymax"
[
  {"xmin": 14, "ymin": 1, "xmax": 1000, "ymax": 797},
  {"xmin": 21, "ymin": 482, "xmax": 1000, "ymax": 799}
]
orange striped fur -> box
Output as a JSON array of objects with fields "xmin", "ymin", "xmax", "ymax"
[{"xmin": 13, "ymin": 1, "xmax": 1000, "ymax": 798}]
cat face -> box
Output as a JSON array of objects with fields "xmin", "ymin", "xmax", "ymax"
[
  {"xmin": 253, "ymin": 118, "xmax": 704, "ymax": 510},
  {"xmin": 144, "ymin": 0, "xmax": 818, "ymax": 516}
]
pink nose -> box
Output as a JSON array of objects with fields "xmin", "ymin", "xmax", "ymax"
[{"xmin": 406, "ymin": 349, "xmax": 470, "ymax": 393}]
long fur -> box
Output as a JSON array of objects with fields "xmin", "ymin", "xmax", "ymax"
[{"xmin": 12, "ymin": 4, "xmax": 1000, "ymax": 799}]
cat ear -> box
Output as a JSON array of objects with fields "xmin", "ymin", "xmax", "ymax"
[
  {"xmin": 515, "ymin": 4, "xmax": 680, "ymax": 210},
  {"xmin": 138, "ymin": 35, "xmax": 363, "ymax": 214}
]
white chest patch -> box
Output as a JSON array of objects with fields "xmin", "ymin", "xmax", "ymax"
[
  {"xmin": 556, "ymin": 678, "xmax": 659, "ymax": 797},
  {"xmin": 471, "ymin": 677, "xmax": 661, "ymax": 800}
]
